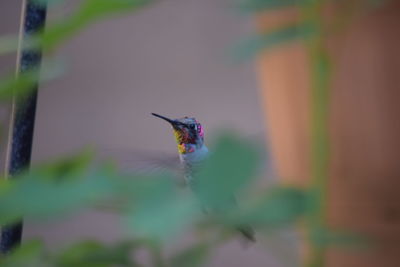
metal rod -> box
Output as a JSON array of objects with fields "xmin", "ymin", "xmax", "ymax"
[{"xmin": 0, "ymin": 0, "xmax": 47, "ymax": 253}]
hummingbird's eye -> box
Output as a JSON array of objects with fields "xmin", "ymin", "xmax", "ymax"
[{"xmin": 189, "ymin": 124, "xmax": 196, "ymax": 130}]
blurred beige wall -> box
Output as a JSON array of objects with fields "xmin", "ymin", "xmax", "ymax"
[
  {"xmin": 1, "ymin": 1, "xmax": 283, "ymax": 266},
  {"xmin": 32, "ymin": 0, "xmax": 267, "ymax": 162}
]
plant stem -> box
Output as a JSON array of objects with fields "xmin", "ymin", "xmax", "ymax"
[{"xmin": 301, "ymin": 1, "xmax": 331, "ymax": 267}]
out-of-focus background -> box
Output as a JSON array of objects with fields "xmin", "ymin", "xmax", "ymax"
[
  {"xmin": 32, "ymin": 0, "xmax": 266, "ymax": 161},
  {"xmin": 1, "ymin": 0, "xmax": 281, "ymax": 266},
  {"xmin": 1, "ymin": 0, "xmax": 400, "ymax": 266}
]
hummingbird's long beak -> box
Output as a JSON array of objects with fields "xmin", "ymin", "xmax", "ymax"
[
  {"xmin": 151, "ymin": 113, "xmax": 174, "ymax": 124},
  {"xmin": 151, "ymin": 113, "xmax": 184, "ymax": 129}
]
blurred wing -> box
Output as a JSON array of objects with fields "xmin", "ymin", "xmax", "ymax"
[
  {"xmin": 94, "ymin": 148, "xmax": 184, "ymax": 212},
  {"xmin": 97, "ymin": 148, "xmax": 183, "ymax": 177}
]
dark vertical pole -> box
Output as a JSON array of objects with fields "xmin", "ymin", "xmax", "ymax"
[{"xmin": 0, "ymin": 0, "xmax": 47, "ymax": 253}]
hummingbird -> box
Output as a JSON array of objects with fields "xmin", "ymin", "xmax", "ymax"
[
  {"xmin": 151, "ymin": 113, "xmax": 255, "ymax": 242},
  {"xmin": 151, "ymin": 113, "xmax": 208, "ymax": 186}
]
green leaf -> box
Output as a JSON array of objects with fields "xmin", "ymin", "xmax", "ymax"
[
  {"xmin": 193, "ymin": 133, "xmax": 260, "ymax": 210},
  {"xmin": 26, "ymin": 150, "xmax": 93, "ymax": 181},
  {"xmin": 40, "ymin": 0, "xmax": 151, "ymax": 52},
  {"xmin": 233, "ymin": 22, "xmax": 315, "ymax": 61},
  {"xmin": 229, "ymin": 187, "xmax": 308, "ymax": 227},
  {"xmin": 0, "ymin": 240, "xmax": 47, "ymax": 267},
  {"xmin": 78, "ymin": 0, "xmax": 150, "ymax": 20},
  {"xmin": 309, "ymin": 227, "xmax": 370, "ymax": 249},
  {"xmin": 0, "ymin": 71, "xmax": 38, "ymax": 100},
  {"xmin": 0, "ymin": 153, "xmax": 118, "ymax": 224},
  {"xmin": 124, "ymin": 177, "xmax": 198, "ymax": 239},
  {"xmin": 236, "ymin": 0, "xmax": 305, "ymax": 13},
  {"xmin": 0, "ymin": 151, "xmax": 197, "ymax": 238},
  {"xmin": 0, "ymin": 60, "xmax": 64, "ymax": 101},
  {"xmin": 56, "ymin": 240, "xmax": 140, "ymax": 267},
  {"xmin": 169, "ymin": 243, "xmax": 209, "ymax": 267},
  {"xmin": 0, "ymin": 0, "xmax": 151, "ymax": 55},
  {"xmin": 367, "ymin": 0, "xmax": 388, "ymax": 8}
]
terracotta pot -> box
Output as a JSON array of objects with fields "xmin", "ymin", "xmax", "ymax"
[{"xmin": 256, "ymin": 2, "xmax": 400, "ymax": 267}]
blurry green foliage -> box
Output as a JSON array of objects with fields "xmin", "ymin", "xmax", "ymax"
[
  {"xmin": 233, "ymin": 23, "xmax": 315, "ymax": 61},
  {"xmin": 169, "ymin": 243, "xmax": 210, "ymax": 267},
  {"xmin": 0, "ymin": 71, "xmax": 40, "ymax": 101},
  {"xmin": 234, "ymin": 0, "xmax": 391, "ymax": 60},
  {"xmin": 0, "ymin": 152, "xmax": 116, "ymax": 225},
  {"xmin": 236, "ymin": 0, "xmax": 304, "ymax": 13},
  {"xmin": 55, "ymin": 240, "xmax": 140, "ymax": 267},
  {"xmin": 0, "ymin": 239, "xmax": 144, "ymax": 267},
  {"xmin": 0, "ymin": 0, "xmax": 378, "ymax": 266},
  {"xmin": 0, "ymin": 240, "xmax": 46, "ymax": 267},
  {"xmin": 0, "ymin": 134, "xmax": 311, "ymax": 266},
  {"xmin": 194, "ymin": 134, "xmax": 260, "ymax": 209},
  {"xmin": 232, "ymin": 0, "xmax": 386, "ymax": 266},
  {"xmin": 39, "ymin": 0, "xmax": 150, "ymax": 52},
  {"xmin": 0, "ymin": 59, "xmax": 64, "ymax": 101},
  {"xmin": 309, "ymin": 227, "xmax": 369, "ymax": 249},
  {"xmin": 0, "ymin": 0, "xmax": 152, "ymax": 104},
  {"xmin": 228, "ymin": 187, "xmax": 308, "ymax": 227},
  {"xmin": 0, "ymin": 0, "xmax": 151, "ymax": 54},
  {"xmin": 124, "ymin": 178, "xmax": 198, "ymax": 239}
]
